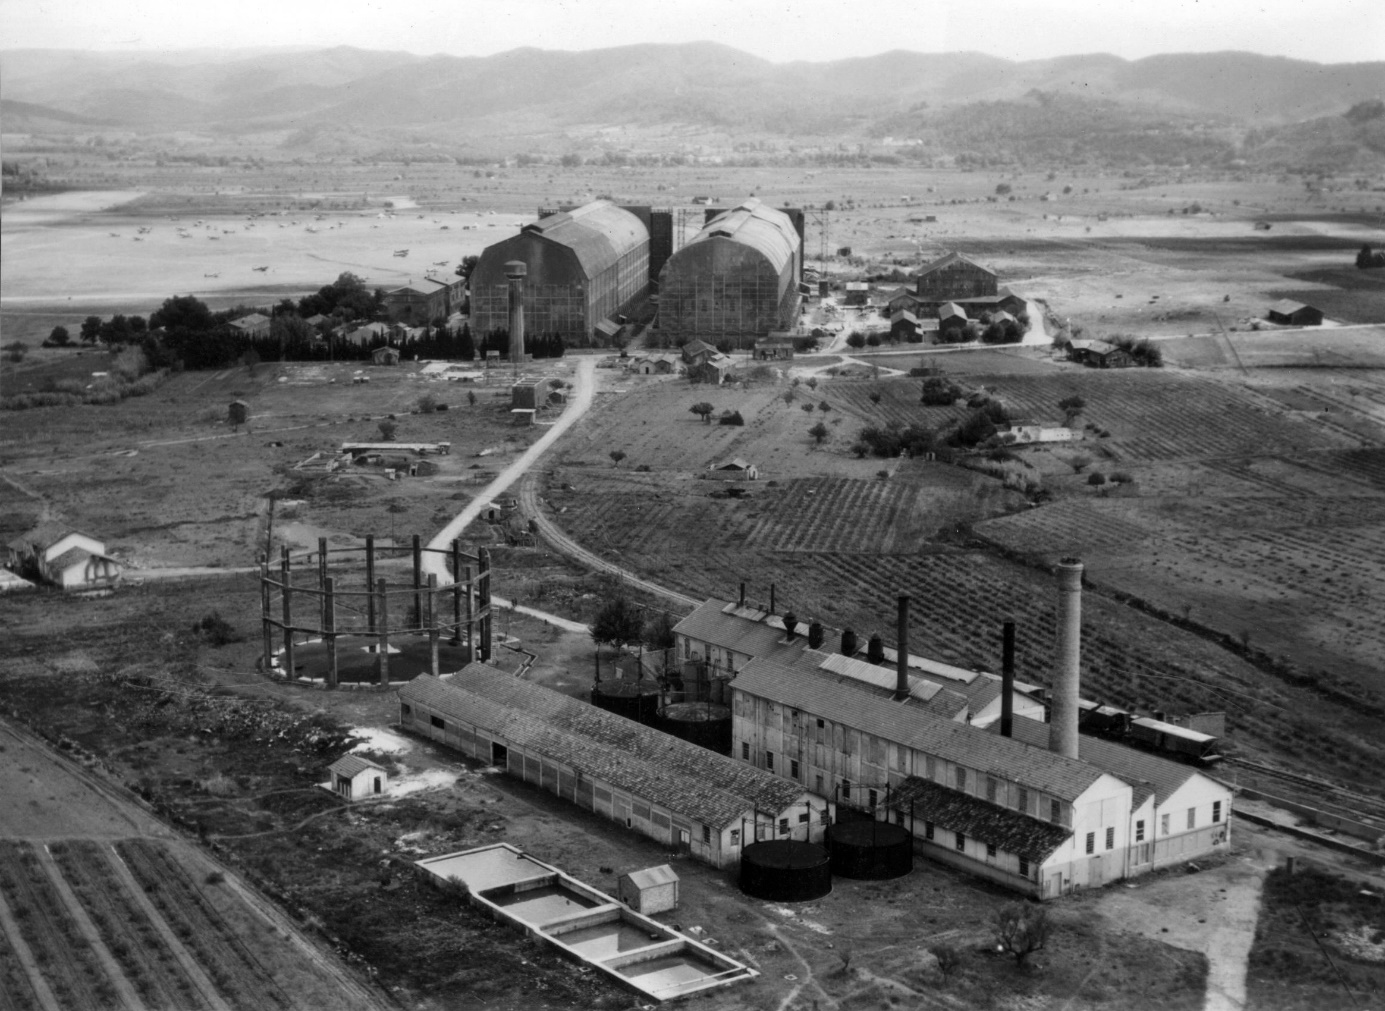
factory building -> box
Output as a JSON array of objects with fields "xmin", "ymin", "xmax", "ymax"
[
  {"xmin": 678, "ymin": 569, "xmax": 1234, "ymax": 899},
  {"xmin": 397, "ymin": 665, "xmax": 827, "ymax": 869},
  {"xmin": 470, "ymin": 201, "xmax": 650, "ymax": 345},
  {"xmin": 657, "ymin": 200, "xmax": 802, "ymax": 340}
]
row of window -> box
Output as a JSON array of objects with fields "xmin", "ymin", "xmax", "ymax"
[
  {"xmin": 1093, "ymin": 801, "xmax": 1225, "ymax": 852},
  {"xmin": 918, "ymin": 820, "xmax": 1033, "ymax": 879}
]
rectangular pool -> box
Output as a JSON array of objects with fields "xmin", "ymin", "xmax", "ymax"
[
  {"xmin": 558, "ymin": 921, "xmax": 667, "ymax": 959},
  {"xmin": 489, "ymin": 884, "xmax": 602, "ymax": 925}
]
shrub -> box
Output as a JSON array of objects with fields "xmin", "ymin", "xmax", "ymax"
[
  {"xmin": 193, "ymin": 612, "xmax": 239, "ymax": 646},
  {"xmin": 417, "ymin": 393, "xmax": 438, "ymax": 413},
  {"xmin": 995, "ymin": 903, "xmax": 1049, "ymax": 967},
  {"xmin": 921, "ymin": 377, "xmax": 963, "ymax": 405},
  {"xmin": 718, "ymin": 410, "xmax": 745, "ymax": 426}
]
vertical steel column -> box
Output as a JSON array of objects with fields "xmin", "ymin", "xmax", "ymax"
[
  {"xmin": 317, "ymin": 537, "xmax": 328, "ymax": 631},
  {"xmin": 428, "ymin": 574, "xmax": 440, "ymax": 677},
  {"xmin": 365, "ymin": 534, "xmax": 377, "ymax": 633},
  {"xmin": 478, "ymin": 547, "xmax": 492, "ymax": 661},
  {"xmin": 324, "ymin": 576, "xmax": 338, "ymax": 691},
  {"xmin": 412, "ymin": 535, "xmax": 423, "ymax": 633},
  {"xmin": 463, "ymin": 563, "xmax": 474, "ymax": 662},
  {"xmin": 259, "ymin": 559, "xmax": 273, "ymax": 673},
  {"xmin": 450, "ymin": 540, "xmax": 463, "ymax": 646},
  {"xmin": 280, "ymin": 555, "xmax": 294, "ymax": 681},
  {"xmin": 376, "ymin": 578, "xmax": 390, "ymax": 688}
]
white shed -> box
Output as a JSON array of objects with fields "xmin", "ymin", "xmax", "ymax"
[
  {"xmin": 617, "ymin": 864, "xmax": 680, "ymax": 914},
  {"xmin": 328, "ymin": 754, "xmax": 388, "ymax": 801}
]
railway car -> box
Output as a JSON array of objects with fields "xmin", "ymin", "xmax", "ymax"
[{"xmin": 1127, "ymin": 716, "xmax": 1221, "ymax": 763}]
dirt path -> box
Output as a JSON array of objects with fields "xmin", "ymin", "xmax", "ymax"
[{"xmin": 1095, "ymin": 844, "xmax": 1276, "ymax": 1011}]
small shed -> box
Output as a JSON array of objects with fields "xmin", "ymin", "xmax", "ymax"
[
  {"xmin": 1266, "ymin": 299, "xmax": 1323, "ymax": 327},
  {"xmin": 681, "ymin": 339, "xmax": 719, "ymax": 366},
  {"xmin": 228, "ymin": 400, "xmax": 248, "ymax": 427},
  {"xmin": 511, "ymin": 379, "xmax": 542, "ymax": 411},
  {"xmin": 1068, "ymin": 339, "xmax": 1133, "ymax": 368},
  {"xmin": 617, "ymin": 864, "xmax": 680, "ymax": 914},
  {"xmin": 843, "ymin": 282, "xmax": 870, "ymax": 306},
  {"xmin": 689, "ymin": 355, "xmax": 733, "ymax": 385},
  {"xmin": 372, "ymin": 346, "xmax": 401, "ymax": 366},
  {"xmin": 753, "ymin": 339, "xmax": 795, "ymax": 361},
  {"xmin": 937, "ymin": 302, "xmax": 969, "ymax": 338},
  {"xmin": 328, "ymin": 754, "xmax": 388, "ymax": 801}
]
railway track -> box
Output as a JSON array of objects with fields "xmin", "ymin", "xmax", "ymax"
[{"xmin": 1223, "ymin": 757, "xmax": 1385, "ymax": 831}]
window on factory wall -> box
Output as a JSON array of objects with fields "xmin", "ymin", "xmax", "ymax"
[
  {"xmin": 401, "ymin": 704, "xmax": 411, "ymax": 716},
  {"xmin": 779, "ymin": 818, "xmax": 790, "ymax": 834},
  {"xmin": 955, "ymin": 832, "xmax": 966, "ymax": 853},
  {"xmin": 799, "ymin": 812, "xmax": 809, "ymax": 824},
  {"xmin": 1161, "ymin": 814, "xmax": 1171, "ymax": 836},
  {"xmin": 730, "ymin": 829, "xmax": 740, "ymax": 846},
  {"xmin": 1105, "ymin": 827, "xmax": 1115, "ymax": 850},
  {"xmin": 925, "ymin": 755, "xmax": 937, "ymax": 780},
  {"xmin": 924, "ymin": 821, "xmax": 935, "ymax": 840},
  {"xmin": 431, "ymin": 715, "xmax": 445, "ymax": 730},
  {"xmin": 954, "ymin": 767, "xmax": 967, "ymax": 791},
  {"xmin": 1019, "ymin": 856, "xmax": 1030, "ymax": 878},
  {"xmin": 815, "ymin": 773, "xmax": 824, "ymax": 793},
  {"xmin": 820, "ymin": 809, "xmax": 830, "ymax": 825},
  {"xmin": 1018, "ymin": 787, "xmax": 1029, "ymax": 814},
  {"xmin": 986, "ymin": 842, "xmax": 997, "ymax": 859},
  {"xmin": 766, "ymin": 751, "xmax": 774, "ymax": 771},
  {"xmin": 1187, "ymin": 808, "xmax": 1196, "ymax": 830},
  {"xmin": 702, "ymin": 825, "xmax": 711, "ymax": 844},
  {"xmin": 894, "ymin": 810, "xmax": 905, "ymax": 827},
  {"xmin": 1136, "ymin": 820, "xmax": 1146, "ymax": 842},
  {"xmin": 816, "ymin": 717, "xmax": 825, "ymax": 729},
  {"xmin": 1049, "ymin": 799, "xmax": 1063, "ymax": 824},
  {"xmin": 986, "ymin": 777, "xmax": 998, "ymax": 803},
  {"xmin": 790, "ymin": 759, "xmax": 800, "ymax": 780},
  {"xmin": 742, "ymin": 742, "xmax": 750, "ymax": 760},
  {"xmin": 1085, "ymin": 832, "xmax": 1095, "ymax": 855},
  {"xmin": 842, "ymin": 780, "xmax": 851, "ymax": 800},
  {"xmin": 868, "ymin": 789, "xmax": 878, "ymax": 810},
  {"xmin": 1213, "ymin": 801, "xmax": 1222, "ymax": 823}
]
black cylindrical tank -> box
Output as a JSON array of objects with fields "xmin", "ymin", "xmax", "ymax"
[
  {"xmin": 655, "ymin": 702, "xmax": 732, "ymax": 755},
  {"xmin": 825, "ymin": 821, "xmax": 913, "ymax": 880},
  {"xmin": 740, "ymin": 841, "xmax": 831, "ymax": 902},
  {"xmin": 589, "ymin": 679, "xmax": 661, "ymax": 725}
]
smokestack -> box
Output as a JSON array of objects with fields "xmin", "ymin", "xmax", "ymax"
[
  {"xmin": 1049, "ymin": 558, "xmax": 1083, "ymax": 759},
  {"xmin": 769, "ymin": 583, "xmax": 776, "ymax": 615},
  {"xmin": 1000, "ymin": 621, "xmax": 1015, "ymax": 738},
  {"xmin": 505, "ymin": 260, "xmax": 526, "ymax": 364},
  {"xmin": 895, "ymin": 594, "xmax": 910, "ymax": 702}
]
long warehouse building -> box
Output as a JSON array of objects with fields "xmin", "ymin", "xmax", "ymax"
[
  {"xmin": 470, "ymin": 201, "xmax": 650, "ymax": 344},
  {"xmin": 657, "ymin": 199, "xmax": 802, "ymax": 340},
  {"xmin": 398, "ymin": 666, "xmax": 828, "ymax": 869}
]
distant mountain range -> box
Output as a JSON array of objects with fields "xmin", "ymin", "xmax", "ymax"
[{"xmin": 3, "ymin": 43, "xmax": 1383, "ymax": 169}]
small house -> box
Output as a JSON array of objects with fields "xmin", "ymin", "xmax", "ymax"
[
  {"xmin": 631, "ymin": 353, "xmax": 678, "ymax": 375},
  {"xmin": 937, "ymin": 302, "xmax": 970, "ymax": 339},
  {"xmin": 372, "ymin": 346, "xmax": 401, "ymax": 366},
  {"xmin": 708, "ymin": 458, "xmax": 758, "ymax": 481},
  {"xmin": 511, "ymin": 379, "xmax": 542, "ymax": 411},
  {"xmin": 886, "ymin": 288, "xmax": 923, "ymax": 315},
  {"xmin": 1068, "ymin": 340, "xmax": 1133, "ymax": 368},
  {"xmin": 688, "ymin": 354, "xmax": 733, "ymax": 385},
  {"xmin": 328, "ymin": 754, "xmax": 388, "ymax": 801},
  {"xmin": 890, "ymin": 310, "xmax": 921, "ymax": 342},
  {"xmin": 843, "ymin": 282, "xmax": 870, "ymax": 307},
  {"xmin": 681, "ymin": 338, "xmax": 719, "ymax": 366},
  {"xmin": 617, "ymin": 865, "xmax": 680, "ymax": 914},
  {"xmin": 227, "ymin": 313, "xmax": 272, "ymax": 339},
  {"xmin": 1266, "ymin": 300, "xmax": 1323, "ymax": 327},
  {"xmin": 752, "ymin": 339, "xmax": 795, "ymax": 361},
  {"xmin": 6, "ymin": 524, "xmax": 121, "ymax": 591}
]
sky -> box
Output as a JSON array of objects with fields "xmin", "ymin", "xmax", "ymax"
[{"xmin": 2, "ymin": 0, "xmax": 1382, "ymax": 65}]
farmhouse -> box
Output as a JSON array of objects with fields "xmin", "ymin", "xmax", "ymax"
[
  {"xmin": 688, "ymin": 354, "xmax": 734, "ymax": 385},
  {"xmin": 371, "ymin": 346, "xmax": 401, "ymax": 366},
  {"xmin": 914, "ymin": 252, "xmax": 997, "ymax": 302},
  {"xmin": 658, "ymin": 199, "xmax": 802, "ymax": 339},
  {"xmin": 1266, "ymin": 299, "xmax": 1324, "ymax": 327},
  {"xmin": 327, "ymin": 754, "xmax": 388, "ymax": 801},
  {"xmin": 1067, "ymin": 340, "xmax": 1133, "ymax": 368},
  {"xmin": 227, "ymin": 312, "xmax": 271, "ymax": 339},
  {"xmin": 629, "ymin": 353, "xmax": 678, "ymax": 374},
  {"xmin": 397, "ymin": 667, "xmax": 827, "ymax": 869},
  {"xmin": 384, "ymin": 274, "xmax": 464, "ymax": 325},
  {"xmin": 680, "ymin": 338, "xmax": 719, "ymax": 366},
  {"xmin": 6, "ymin": 524, "xmax": 122, "ymax": 591},
  {"xmin": 470, "ymin": 201, "xmax": 650, "ymax": 344},
  {"xmin": 707, "ymin": 458, "xmax": 759, "ymax": 481}
]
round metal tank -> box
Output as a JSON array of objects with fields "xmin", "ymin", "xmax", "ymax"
[
  {"xmin": 589, "ymin": 679, "xmax": 661, "ymax": 725},
  {"xmin": 655, "ymin": 702, "xmax": 732, "ymax": 755},
  {"xmin": 739, "ymin": 841, "xmax": 831, "ymax": 902},
  {"xmin": 825, "ymin": 821, "xmax": 913, "ymax": 880}
]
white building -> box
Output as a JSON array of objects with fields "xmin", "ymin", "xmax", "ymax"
[
  {"xmin": 617, "ymin": 864, "xmax": 680, "ymax": 914},
  {"xmin": 6, "ymin": 524, "xmax": 121, "ymax": 591},
  {"xmin": 327, "ymin": 754, "xmax": 388, "ymax": 801}
]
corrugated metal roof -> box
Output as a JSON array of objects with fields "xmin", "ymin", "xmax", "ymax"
[
  {"xmin": 522, "ymin": 201, "xmax": 646, "ymax": 281},
  {"xmin": 916, "ymin": 251, "xmax": 994, "ymax": 279},
  {"xmin": 329, "ymin": 754, "xmax": 385, "ymax": 778},
  {"xmin": 620, "ymin": 864, "xmax": 679, "ymax": 889},
  {"xmin": 400, "ymin": 668, "xmax": 808, "ymax": 829},
  {"xmin": 734, "ymin": 657, "xmax": 1105, "ymax": 801},
  {"xmin": 939, "ymin": 303, "xmax": 967, "ymax": 320},
  {"xmin": 1269, "ymin": 299, "xmax": 1316, "ymax": 315},
  {"xmin": 885, "ymin": 777, "xmax": 1071, "ymax": 861},
  {"xmin": 684, "ymin": 199, "xmax": 799, "ymax": 274},
  {"xmin": 993, "ymin": 716, "xmax": 1203, "ymax": 807}
]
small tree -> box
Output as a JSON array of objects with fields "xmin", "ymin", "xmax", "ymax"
[
  {"xmin": 994, "ymin": 903, "xmax": 1049, "ymax": 967},
  {"xmin": 806, "ymin": 377, "xmax": 818, "ymax": 391},
  {"xmin": 1087, "ymin": 471, "xmax": 1106, "ymax": 488},
  {"xmin": 809, "ymin": 421, "xmax": 830, "ymax": 445},
  {"xmin": 933, "ymin": 944, "xmax": 961, "ymax": 981},
  {"xmin": 846, "ymin": 332, "xmax": 866, "ymax": 349},
  {"xmin": 643, "ymin": 610, "xmax": 676, "ymax": 673},
  {"xmin": 801, "ymin": 402, "xmax": 815, "ymax": 413},
  {"xmin": 378, "ymin": 418, "xmax": 397, "ymax": 441},
  {"xmin": 690, "ymin": 401, "xmax": 714, "ymax": 423},
  {"xmin": 1068, "ymin": 454, "xmax": 1093, "ymax": 473},
  {"xmin": 609, "ymin": 450, "xmax": 626, "ymax": 467},
  {"xmin": 46, "ymin": 325, "xmax": 71, "ymax": 347},
  {"xmin": 591, "ymin": 595, "xmax": 643, "ymax": 652},
  {"xmin": 818, "ymin": 401, "xmax": 832, "ymax": 413},
  {"xmin": 417, "ymin": 393, "xmax": 438, "ymax": 413},
  {"xmin": 869, "ymin": 390, "xmax": 882, "ymax": 404},
  {"xmin": 1058, "ymin": 394, "xmax": 1086, "ymax": 421}
]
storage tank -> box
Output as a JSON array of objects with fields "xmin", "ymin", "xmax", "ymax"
[
  {"xmin": 589, "ymin": 678, "xmax": 662, "ymax": 725},
  {"xmin": 655, "ymin": 701, "xmax": 732, "ymax": 755},
  {"xmin": 825, "ymin": 821, "xmax": 913, "ymax": 880},
  {"xmin": 739, "ymin": 841, "xmax": 831, "ymax": 902}
]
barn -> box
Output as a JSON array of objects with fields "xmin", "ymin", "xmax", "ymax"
[
  {"xmin": 937, "ymin": 302, "xmax": 970, "ymax": 339},
  {"xmin": 397, "ymin": 667, "xmax": 827, "ymax": 869},
  {"xmin": 890, "ymin": 310, "xmax": 921, "ymax": 342},
  {"xmin": 470, "ymin": 201, "xmax": 650, "ymax": 344},
  {"xmin": 658, "ymin": 199, "xmax": 802, "ymax": 340},
  {"xmin": 1266, "ymin": 299, "xmax": 1324, "ymax": 327},
  {"xmin": 914, "ymin": 252, "xmax": 997, "ymax": 302}
]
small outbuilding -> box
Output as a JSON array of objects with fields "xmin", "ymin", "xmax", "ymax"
[
  {"xmin": 937, "ymin": 302, "xmax": 970, "ymax": 339},
  {"xmin": 617, "ymin": 864, "xmax": 680, "ymax": 914},
  {"xmin": 688, "ymin": 354, "xmax": 733, "ymax": 385},
  {"xmin": 890, "ymin": 310, "xmax": 921, "ymax": 342},
  {"xmin": 1266, "ymin": 299, "xmax": 1324, "ymax": 327},
  {"xmin": 1068, "ymin": 339, "xmax": 1133, "ymax": 368},
  {"xmin": 328, "ymin": 754, "xmax": 388, "ymax": 801},
  {"xmin": 752, "ymin": 339, "xmax": 795, "ymax": 361},
  {"xmin": 681, "ymin": 338, "xmax": 719, "ymax": 366},
  {"xmin": 372, "ymin": 346, "xmax": 401, "ymax": 366},
  {"xmin": 843, "ymin": 282, "xmax": 870, "ymax": 307},
  {"xmin": 228, "ymin": 400, "xmax": 248, "ymax": 427},
  {"xmin": 708, "ymin": 458, "xmax": 758, "ymax": 481}
]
